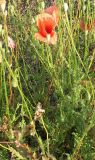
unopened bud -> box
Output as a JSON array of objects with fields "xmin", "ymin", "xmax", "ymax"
[{"xmin": 64, "ymin": 3, "xmax": 68, "ymax": 12}]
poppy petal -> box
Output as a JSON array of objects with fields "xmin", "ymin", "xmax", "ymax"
[
  {"xmin": 37, "ymin": 17, "xmax": 47, "ymax": 37},
  {"xmin": 80, "ymin": 20, "xmax": 92, "ymax": 31},
  {"xmin": 44, "ymin": 6, "xmax": 59, "ymax": 25},
  {"xmin": 35, "ymin": 32, "xmax": 47, "ymax": 42},
  {"xmin": 44, "ymin": 17, "xmax": 55, "ymax": 34},
  {"xmin": 35, "ymin": 32, "xmax": 57, "ymax": 45},
  {"xmin": 80, "ymin": 20, "xmax": 86, "ymax": 31},
  {"xmin": 37, "ymin": 13, "xmax": 56, "ymax": 28},
  {"xmin": 37, "ymin": 13, "xmax": 56, "ymax": 36},
  {"xmin": 45, "ymin": 6, "xmax": 57, "ymax": 15}
]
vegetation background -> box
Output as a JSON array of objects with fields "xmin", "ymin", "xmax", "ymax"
[{"xmin": 0, "ymin": 0, "xmax": 95, "ymax": 159}]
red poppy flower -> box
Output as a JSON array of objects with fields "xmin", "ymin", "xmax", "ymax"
[
  {"xmin": 35, "ymin": 13, "xmax": 57, "ymax": 45},
  {"xmin": 44, "ymin": 5, "xmax": 59, "ymax": 26},
  {"xmin": 80, "ymin": 20, "xmax": 92, "ymax": 31}
]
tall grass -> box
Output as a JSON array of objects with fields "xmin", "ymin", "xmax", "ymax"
[{"xmin": 0, "ymin": 0, "xmax": 95, "ymax": 159}]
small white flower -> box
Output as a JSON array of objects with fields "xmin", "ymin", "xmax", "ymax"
[{"xmin": 64, "ymin": 3, "xmax": 68, "ymax": 12}]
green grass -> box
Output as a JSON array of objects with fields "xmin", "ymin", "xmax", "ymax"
[{"xmin": 0, "ymin": 0, "xmax": 95, "ymax": 159}]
